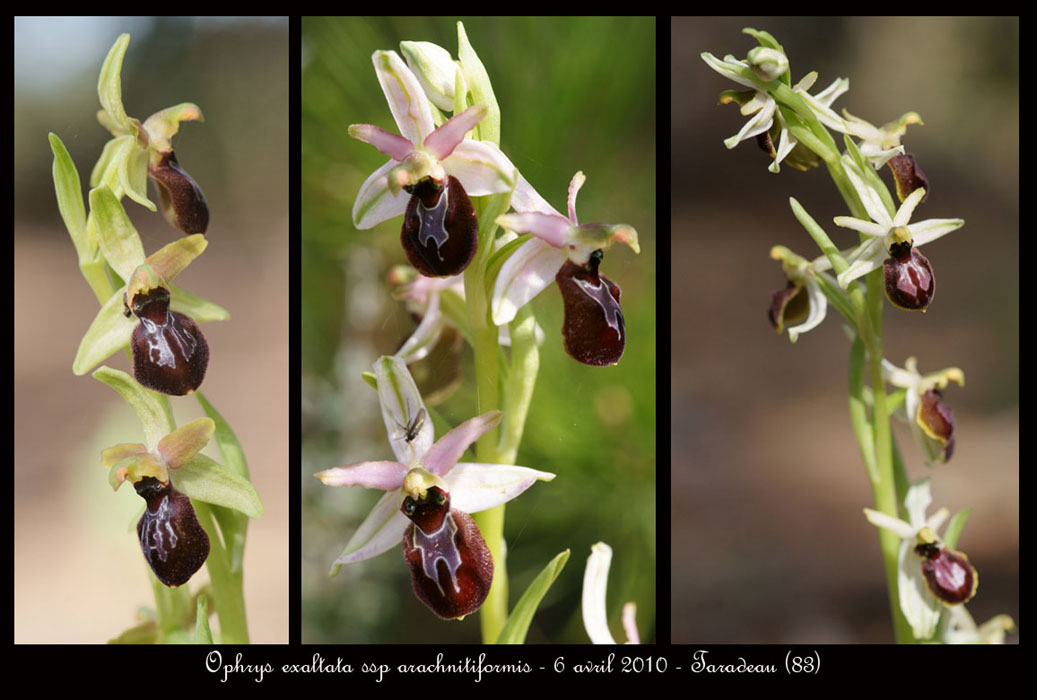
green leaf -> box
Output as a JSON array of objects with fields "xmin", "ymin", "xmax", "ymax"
[
  {"xmin": 48, "ymin": 133, "xmax": 88, "ymax": 256},
  {"xmin": 108, "ymin": 620, "xmax": 159, "ymax": 644},
  {"xmin": 90, "ymin": 186, "xmax": 145, "ymax": 280},
  {"xmin": 73, "ymin": 292, "xmax": 135, "ymax": 375},
  {"xmin": 174, "ymin": 454, "xmax": 264, "ymax": 519},
  {"xmin": 942, "ymin": 508, "xmax": 972, "ymax": 550},
  {"xmin": 194, "ymin": 595, "xmax": 213, "ymax": 644},
  {"xmin": 98, "ymin": 33, "xmax": 133, "ymax": 135},
  {"xmin": 495, "ymin": 549, "xmax": 570, "ymax": 644},
  {"xmin": 92, "ymin": 366, "xmax": 174, "ymax": 449}
]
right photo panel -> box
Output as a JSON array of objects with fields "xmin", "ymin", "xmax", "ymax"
[{"xmin": 672, "ymin": 16, "xmax": 1018, "ymax": 643}]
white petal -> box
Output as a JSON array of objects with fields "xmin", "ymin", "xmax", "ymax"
[
  {"xmin": 842, "ymin": 157, "xmax": 893, "ymax": 227},
  {"xmin": 582, "ymin": 542, "xmax": 617, "ymax": 644},
  {"xmin": 787, "ymin": 275, "xmax": 827, "ymax": 342},
  {"xmin": 892, "ymin": 187, "xmax": 927, "ymax": 227},
  {"xmin": 330, "ymin": 491, "xmax": 408, "ymax": 574},
  {"xmin": 374, "ymin": 355, "xmax": 433, "ymax": 464},
  {"xmin": 908, "ymin": 218, "xmax": 965, "ymax": 248},
  {"xmin": 446, "ymin": 462, "xmax": 555, "ymax": 514},
  {"xmin": 441, "ymin": 139, "xmax": 516, "ymax": 196},
  {"xmin": 394, "ymin": 291, "xmax": 443, "ymax": 364},
  {"xmin": 904, "ymin": 479, "xmax": 933, "ymax": 530},
  {"xmin": 511, "ymin": 173, "xmax": 560, "ymax": 216},
  {"xmin": 491, "ymin": 237, "xmax": 567, "ymax": 325},
  {"xmin": 372, "ymin": 50, "xmax": 434, "ymax": 146},
  {"xmin": 724, "ymin": 95, "xmax": 774, "ymax": 149},
  {"xmin": 897, "ymin": 540, "xmax": 941, "ymax": 640},
  {"xmin": 353, "ymin": 159, "xmax": 409, "ymax": 230},
  {"xmin": 863, "ymin": 507, "xmax": 915, "ymax": 539}
]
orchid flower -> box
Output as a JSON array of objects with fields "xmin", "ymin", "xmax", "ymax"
[
  {"xmin": 582, "ymin": 542, "xmax": 639, "ymax": 644},
  {"xmin": 768, "ymin": 245, "xmax": 830, "ymax": 342},
  {"xmin": 838, "ymin": 109, "xmax": 923, "ymax": 169},
  {"xmin": 492, "ymin": 172, "xmax": 639, "ymax": 366},
  {"xmin": 942, "ymin": 605, "xmax": 1015, "ymax": 644},
  {"xmin": 884, "ymin": 357, "xmax": 964, "ymax": 465},
  {"xmin": 864, "ymin": 480, "xmax": 979, "ymax": 640},
  {"xmin": 816, "ymin": 155, "xmax": 963, "ymax": 310},
  {"xmin": 315, "ymin": 356, "xmax": 554, "ymax": 618},
  {"xmin": 349, "ymin": 50, "xmax": 517, "ymax": 277},
  {"xmin": 93, "ymin": 34, "xmax": 209, "ymax": 234}
]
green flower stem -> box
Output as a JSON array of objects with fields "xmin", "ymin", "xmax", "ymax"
[
  {"xmin": 465, "ymin": 196, "xmax": 507, "ymax": 643},
  {"xmin": 194, "ymin": 501, "xmax": 249, "ymax": 643},
  {"xmin": 151, "ymin": 574, "xmax": 193, "ymax": 640},
  {"xmin": 848, "ymin": 337, "xmax": 878, "ymax": 483},
  {"xmin": 499, "ymin": 304, "xmax": 540, "ymax": 464},
  {"xmin": 863, "ymin": 270, "xmax": 913, "ymax": 643}
]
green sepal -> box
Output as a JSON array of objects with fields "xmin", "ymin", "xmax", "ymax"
[
  {"xmin": 942, "ymin": 508, "xmax": 972, "ymax": 551},
  {"xmin": 168, "ymin": 283, "xmax": 231, "ymax": 322},
  {"xmin": 92, "ymin": 366, "xmax": 174, "ymax": 449},
  {"xmin": 90, "ymin": 135, "xmax": 124, "ymax": 189},
  {"xmin": 120, "ymin": 137, "xmax": 155, "ymax": 210},
  {"xmin": 194, "ymin": 594, "xmax": 213, "ymax": 644},
  {"xmin": 72, "ymin": 291, "xmax": 136, "ymax": 376},
  {"xmin": 457, "ymin": 21, "xmax": 500, "ymax": 145},
  {"xmin": 173, "ymin": 453, "xmax": 264, "ymax": 519},
  {"xmin": 159, "ymin": 417, "xmax": 215, "ymax": 469},
  {"xmin": 495, "ymin": 549, "xmax": 570, "ymax": 644},
  {"xmin": 90, "ymin": 186, "xmax": 146, "ymax": 280},
  {"xmin": 97, "ymin": 33, "xmax": 133, "ymax": 136},
  {"xmin": 48, "ymin": 133, "xmax": 89, "ymax": 256},
  {"xmin": 361, "ymin": 371, "xmax": 377, "ymax": 390}
]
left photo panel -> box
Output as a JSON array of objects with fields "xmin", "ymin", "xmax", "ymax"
[{"xmin": 14, "ymin": 16, "xmax": 289, "ymax": 643}]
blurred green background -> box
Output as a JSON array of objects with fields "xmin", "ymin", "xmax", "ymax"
[
  {"xmin": 14, "ymin": 17, "xmax": 288, "ymax": 642},
  {"xmin": 301, "ymin": 17, "xmax": 656, "ymax": 643},
  {"xmin": 673, "ymin": 17, "xmax": 1018, "ymax": 642}
]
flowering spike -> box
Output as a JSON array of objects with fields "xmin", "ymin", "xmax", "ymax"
[{"xmin": 134, "ymin": 476, "xmax": 209, "ymax": 587}]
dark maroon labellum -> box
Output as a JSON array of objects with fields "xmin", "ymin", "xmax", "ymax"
[
  {"xmin": 134, "ymin": 476, "xmax": 210, "ymax": 587},
  {"xmin": 768, "ymin": 281, "xmax": 808, "ymax": 332},
  {"xmin": 150, "ymin": 151, "xmax": 209, "ymax": 235},
  {"xmin": 129, "ymin": 286, "xmax": 209, "ymax": 396},
  {"xmin": 914, "ymin": 541, "xmax": 978, "ymax": 605},
  {"xmin": 887, "ymin": 153, "xmax": 929, "ymax": 203},
  {"xmin": 884, "ymin": 242, "xmax": 934, "ymax": 310},
  {"xmin": 400, "ymin": 485, "xmax": 493, "ymax": 620},
  {"xmin": 402, "ymin": 175, "xmax": 478, "ymax": 277},
  {"xmin": 919, "ymin": 389, "xmax": 956, "ymax": 461},
  {"xmin": 555, "ymin": 250, "xmax": 625, "ymax": 366}
]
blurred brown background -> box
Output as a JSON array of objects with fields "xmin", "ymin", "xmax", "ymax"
[
  {"xmin": 672, "ymin": 17, "xmax": 1018, "ymax": 642},
  {"xmin": 14, "ymin": 17, "xmax": 288, "ymax": 643}
]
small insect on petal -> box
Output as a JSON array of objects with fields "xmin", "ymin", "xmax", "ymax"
[
  {"xmin": 400, "ymin": 485, "xmax": 493, "ymax": 620},
  {"xmin": 555, "ymin": 250, "xmax": 625, "ymax": 366},
  {"xmin": 134, "ymin": 476, "xmax": 210, "ymax": 587},
  {"xmin": 402, "ymin": 176, "xmax": 478, "ymax": 277}
]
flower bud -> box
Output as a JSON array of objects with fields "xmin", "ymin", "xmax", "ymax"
[
  {"xmin": 914, "ymin": 534, "xmax": 978, "ymax": 606},
  {"xmin": 402, "ymin": 175, "xmax": 478, "ymax": 277},
  {"xmin": 400, "ymin": 40, "xmax": 460, "ymax": 111},
  {"xmin": 884, "ymin": 240, "xmax": 934, "ymax": 310},
  {"xmin": 400, "ymin": 483, "xmax": 493, "ymax": 620},
  {"xmin": 555, "ymin": 250, "xmax": 625, "ymax": 366},
  {"xmin": 134, "ymin": 476, "xmax": 209, "ymax": 587},
  {"xmin": 125, "ymin": 266, "xmax": 209, "ymax": 395},
  {"xmin": 747, "ymin": 46, "xmax": 788, "ymax": 82},
  {"xmin": 150, "ymin": 151, "xmax": 209, "ymax": 235}
]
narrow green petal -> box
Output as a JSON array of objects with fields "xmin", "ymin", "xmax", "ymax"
[
  {"xmin": 146, "ymin": 234, "xmax": 208, "ymax": 283},
  {"xmin": 90, "ymin": 186, "xmax": 145, "ymax": 280},
  {"xmin": 174, "ymin": 454, "xmax": 264, "ymax": 519},
  {"xmin": 119, "ymin": 139, "xmax": 156, "ymax": 211},
  {"xmin": 92, "ymin": 366, "xmax": 174, "ymax": 450}
]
